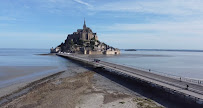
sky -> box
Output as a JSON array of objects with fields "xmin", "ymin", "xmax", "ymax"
[{"xmin": 1, "ymin": 0, "xmax": 203, "ymax": 49}]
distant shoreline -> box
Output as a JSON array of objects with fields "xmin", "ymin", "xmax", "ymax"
[
  {"xmin": 124, "ymin": 49, "xmax": 137, "ymax": 51},
  {"xmin": 121, "ymin": 49, "xmax": 203, "ymax": 52},
  {"xmin": 35, "ymin": 53, "xmax": 55, "ymax": 56},
  {"xmin": 1, "ymin": 48, "xmax": 203, "ymax": 52}
]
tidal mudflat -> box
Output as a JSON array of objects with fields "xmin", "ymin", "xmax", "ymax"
[
  {"xmin": 0, "ymin": 64, "xmax": 163, "ymax": 108},
  {"xmin": 0, "ymin": 66, "xmax": 63, "ymax": 97}
]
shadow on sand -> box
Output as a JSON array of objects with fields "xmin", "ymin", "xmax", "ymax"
[
  {"xmin": 58, "ymin": 55, "xmax": 203, "ymax": 108},
  {"xmin": 82, "ymin": 65, "xmax": 202, "ymax": 108}
]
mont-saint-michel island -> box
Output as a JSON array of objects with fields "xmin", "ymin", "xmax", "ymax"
[
  {"xmin": 2, "ymin": 0, "xmax": 203, "ymax": 108},
  {"xmin": 51, "ymin": 20, "xmax": 120, "ymax": 55}
]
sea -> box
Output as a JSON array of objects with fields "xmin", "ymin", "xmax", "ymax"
[
  {"xmin": 0, "ymin": 48, "xmax": 69, "ymax": 67},
  {"xmin": 0, "ymin": 48, "xmax": 77, "ymax": 89},
  {"xmin": 90, "ymin": 49, "xmax": 203, "ymax": 80},
  {"xmin": 0, "ymin": 48, "xmax": 203, "ymax": 89}
]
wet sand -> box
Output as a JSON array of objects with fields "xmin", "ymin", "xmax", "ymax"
[
  {"xmin": 0, "ymin": 66, "xmax": 163, "ymax": 108},
  {"xmin": 0, "ymin": 66, "xmax": 64, "ymax": 98},
  {"xmin": 0, "ymin": 66, "xmax": 57, "ymax": 81}
]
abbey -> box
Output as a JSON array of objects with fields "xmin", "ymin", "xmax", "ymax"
[
  {"xmin": 51, "ymin": 19, "xmax": 120, "ymax": 55},
  {"xmin": 67, "ymin": 20, "xmax": 98, "ymax": 42}
]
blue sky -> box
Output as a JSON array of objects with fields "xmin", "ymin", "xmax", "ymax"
[{"xmin": 1, "ymin": 0, "xmax": 203, "ymax": 49}]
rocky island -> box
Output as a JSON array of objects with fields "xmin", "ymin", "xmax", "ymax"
[{"xmin": 51, "ymin": 20, "xmax": 120, "ymax": 54}]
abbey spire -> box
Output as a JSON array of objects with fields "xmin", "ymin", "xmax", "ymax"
[{"xmin": 83, "ymin": 18, "xmax": 86, "ymax": 29}]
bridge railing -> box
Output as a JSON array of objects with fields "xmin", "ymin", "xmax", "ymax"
[
  {"xmin": 58, "ymin": 54, "xmax": 203, "ymax": 103},
  {"xmin": 121, "ymin": 64, "xmax": 203, "ymax": 86},
  {"xmin": 59, "ymin": 53, "xmax": 203, "ymax": 85}
]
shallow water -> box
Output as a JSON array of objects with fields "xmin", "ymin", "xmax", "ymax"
[
  {"xmin": 0, "ymin": 48, "xmax": 66, "ymax": 67},
  {"xmin": 90, "ymin": 50, "xmax": 203, "ymax": 80},
  {"xmin": 1, "ymin": 48, "xmax": 203, "ymax": 88},
  {"xmin": 0, "ymin": 48, "xmax": 78, "ymax": 89}
]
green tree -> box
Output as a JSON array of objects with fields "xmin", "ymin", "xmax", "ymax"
[
  {"xmin": 68, "ymin": 40, "xmax": 74, "ymax": 46},
  {"xmin": 90, "ymin": 40, "xmax": 95, "ymax": 50},
  {"xmin": 78, "ymin": 39, "xmax": 84, "ymax": 46},
  {"xmin": 90, "ymin": 40, "xmax": 95, "ymax": 46},
  {"xmin": 91, "ymin": 37, "xmax": 96, "ymax": 41}
]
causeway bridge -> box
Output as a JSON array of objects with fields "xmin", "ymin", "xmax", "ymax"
[{"xmin": 57, "ymin": 53, "xmax": 203, "ymax": 105}]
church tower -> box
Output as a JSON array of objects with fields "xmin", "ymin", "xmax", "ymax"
[{"xmin": 83, "ymin": 18, "xmax": 86, "ymax": 29}]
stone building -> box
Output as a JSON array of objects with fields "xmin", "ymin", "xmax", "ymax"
[
  {"xmin": 51, "ymin": 19, "xmax": 120, "ymax": 55},
  {"xmin": 50, "ymin": 47, "xmax": 61, "ymax": 53},
  {"xmin": 66, "ymin": 19, "xmax": 98, "ymax": 43}
]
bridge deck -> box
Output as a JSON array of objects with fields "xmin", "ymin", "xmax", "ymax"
[{"xmin": 57, "ymin": 53, "xmax": 203, "ymax": 101}]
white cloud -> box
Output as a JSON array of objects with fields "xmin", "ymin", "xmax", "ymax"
[
  {"xmin": 91, "ymin": 0, "xmax": 203, "ymax": 15},
  {"xmin": 95, "ymin": 20, "xmax": 203, "ymax": 36},
  {"xmin": 1, "ymin": 0, "xmax": 203, "ymax": 49},
  {"xmin": 99, "ymin": 33, "xmax": 203, "ymax": 49},
  {"xmin": 34, "ymin": 0, "xmax": 74, "ymax": 10},
  {"xmin": 74, "ymin": 0, "xmax": 93, "ymax": 8}
]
